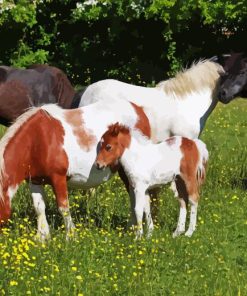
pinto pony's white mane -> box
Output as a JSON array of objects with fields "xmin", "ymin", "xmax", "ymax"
[
  {"xmin": 0, "ymin": 106, "xmax": 54, "ymax": 200},
  {"xmin": 156, "ymin": 60, "xmax": 224, "ymax": 98}
]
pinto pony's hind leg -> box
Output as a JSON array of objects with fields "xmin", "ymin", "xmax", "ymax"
[
  {"xmin": 30, "ymin": 183, "xmax": 50, "ymax": 241},
  {"xmin": 51, "ymin": 174, "xmax": 75, "ymax": 239}
]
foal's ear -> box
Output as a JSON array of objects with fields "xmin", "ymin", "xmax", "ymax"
[
  {"xmin": 119, "ymin": 125, "xmax": 130, "ymax": 134},
  {"xmin": 110, "ymin": 122, "xmax": 121, "ymax": 136}
]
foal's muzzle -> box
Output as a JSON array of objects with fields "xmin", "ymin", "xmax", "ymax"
[{"xmin": 95, "ymin": 161, "xmax": 106, "ymax": 170}]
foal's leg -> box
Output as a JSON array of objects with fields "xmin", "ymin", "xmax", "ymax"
[
  {"xmin": 185, "ymin": 193, "xmax": 199, "ymax": 237},
  {"xmin": 51, "ymin": 174, "xmax": 75, "ymax": 239},
  {"xmin": 30, "ymin": 184, "xmax": 50, "ymax": 241},
  {"xmin": 134, "ymin": 186, "xmax": 146, "ymax": 239},
  {"xmin": 173, "ymin": 176, "xmax": 188, "ymax": 238},
  {"xmin": 172, "ymin": 198, "xmax": 187, "ymax": 238},
  {"xmin": 148, "ymin": 187, "xmax": 160, "ymax": 223}
]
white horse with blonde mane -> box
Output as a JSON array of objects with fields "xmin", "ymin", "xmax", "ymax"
[{"xmin": 79, "ymin": 60, "xmax": 224, "ymax": 141}]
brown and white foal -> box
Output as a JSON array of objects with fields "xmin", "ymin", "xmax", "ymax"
[{"xmin": 96, "ymin": 123, "xmax": 208, "ymax": 238}]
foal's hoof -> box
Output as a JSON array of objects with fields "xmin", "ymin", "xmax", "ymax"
[
  {"xmin": 34, "ymin": 232, "xmax": 51, "ymax": 242},
  {"xmin": 184, "ymin": 230, "xmax": 194, "ymax": 237},
  {"xmin": 172, "ymin": 230, "xmax": 184, "ymax": 238},
  {"xmin": 134, "ymin": 231, "xmax": 144, "ymax": 241}
]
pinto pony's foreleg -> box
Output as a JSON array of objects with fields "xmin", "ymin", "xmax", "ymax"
[
  {"xmin": 30, "ymin": 184, "xmax": 50, "ymax": 241},
  {"xmin": 51, "ymin": 174, "xmax": 75, "ymax": 239},
  {"xmin": 128, "ymin": 186, "xmax": 137, "ymax": 229},
  {"xmin": 0, "ymin": 197, "xmax": 11, "ymax": 227},
  {"xmin": 144, "ymin": 192, "xmax": 154, "ymax": 238}
]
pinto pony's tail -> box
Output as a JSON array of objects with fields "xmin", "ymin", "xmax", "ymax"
[{"xmin": 194, "ymin": 139, "xmax": 209, "ymax": 186}]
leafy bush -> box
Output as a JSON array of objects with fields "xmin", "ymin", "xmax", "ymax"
[{"xmin": 1, "ymin": 0, "xmax": 247, "ymax": 84}]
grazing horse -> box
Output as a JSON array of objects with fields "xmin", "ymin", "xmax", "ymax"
[
  {"xmin": 96, "ymin": 123, "xmax": 208, "ymax": 238},
  {"xmin": 0, "ymin": 64, "xmax": 75, "ymax": 126},
  {"xmin": 0, "ymin": 100, "xmax": 150, "ymax": 239},
  {"xmin": 218, "ymin": 53, "xmax": 247, "ymax": 103},
  {"xmin": 79, "ymin": 60, "xmax": 224, "ymax": 141}
]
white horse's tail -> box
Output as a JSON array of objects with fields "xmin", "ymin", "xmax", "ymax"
[{"xmin": 194, "ymin": 139, "xmax": 209, "ymax": 185}]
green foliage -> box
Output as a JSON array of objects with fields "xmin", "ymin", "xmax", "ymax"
[
  {"xmin": 0, "ymin": 0, "xmax": 37, "ymax": 26},
  {"xmin": 1, "ymin": 0, "xmax": 247, "ymax": 83},
  {"xmin": 10, "ymin": 42, "xmax": 49, "ymax": 68}
]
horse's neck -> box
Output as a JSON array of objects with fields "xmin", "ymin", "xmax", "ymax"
[
  {"xmin": 120, "ymin": 136, "xmax": 154, "ymax": 175},
  {"xmin": 198, "ymin": 93, "xmax": 219, "ymax": 134}
]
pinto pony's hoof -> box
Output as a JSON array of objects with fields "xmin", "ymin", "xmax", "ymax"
[{"xmin": 65, "ymin": 225, "xmax": 76, "ymax": 241}]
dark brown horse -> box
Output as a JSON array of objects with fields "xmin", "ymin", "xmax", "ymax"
[
  {"xmin": 0, "ymin": 64, "xmax": 76, "ymax": 126},
  {"xmin": 217, "ymin": 52, "xmax": 247, "ymax": 103}
]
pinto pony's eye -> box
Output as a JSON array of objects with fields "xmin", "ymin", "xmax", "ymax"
[{"xmin": 105, "ymin": 144, "xmax": 112, "ymax": 151}]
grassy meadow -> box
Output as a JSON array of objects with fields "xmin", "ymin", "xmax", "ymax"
[{"xmin": 0, "ymin": 99, "xmax": 246, "ymax": 296}]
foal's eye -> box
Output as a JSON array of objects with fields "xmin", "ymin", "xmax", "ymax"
[{"xmin": 105, "ymin": 144, "xmax": 112, "ymax": 151}]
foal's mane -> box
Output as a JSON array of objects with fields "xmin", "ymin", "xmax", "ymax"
[
  {"xmin": 156, "ymin": 60, "xmax": 224, "ymax": 98},
  {"xmin": 131, "ymin": 129, "xmax": 151, "ymax": 145},
  {"xmin": 0, "ymin": 107, "xmax": 40, "ymax": 199}
]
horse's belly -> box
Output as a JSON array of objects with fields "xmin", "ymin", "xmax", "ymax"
[{"xmin": 68, "ymin": 166, "xmax": 113, "ymax": 189}]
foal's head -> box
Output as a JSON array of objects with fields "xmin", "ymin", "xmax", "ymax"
[
  {"xmin": 218, "ymin": 53, "xmax": 247, "ymax": 103},
  {"xmin": 96, "ymin": 123, "xmax": 131, "ymax": 170}
]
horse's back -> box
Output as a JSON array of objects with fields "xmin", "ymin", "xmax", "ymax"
[{"xmin": 79, "ymin": 79, "xmax": 163, "ymax": 107}]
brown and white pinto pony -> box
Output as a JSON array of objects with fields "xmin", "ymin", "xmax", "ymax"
[
  {"xmin": 0, "ymin": 99, "xmax": 150, "ymax": 239},
  {"xmin": 96, "ymin": 123, "xmax": 208, "ymax": 238}
]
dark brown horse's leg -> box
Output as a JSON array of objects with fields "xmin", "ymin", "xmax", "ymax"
[{"xmin": 50, "ymin": 174, "xmax": 75, "ymax": 239}]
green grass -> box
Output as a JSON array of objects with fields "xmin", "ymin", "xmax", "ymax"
[{"xmin": 0, "ymin": 99, "xmax": 246, "ymax": 296}]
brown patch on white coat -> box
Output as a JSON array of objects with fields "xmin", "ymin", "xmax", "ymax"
[
  {"xmin": 130, "ymin": 102, "xmax": 151, "ymax": 138},
  {"xmin": 64, "ymin": 109, "xmax": 96, "ymax": 151}
]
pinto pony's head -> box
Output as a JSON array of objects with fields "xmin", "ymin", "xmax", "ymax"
[{"xmin": 95, "ymin": 123, "xmax": 131, "ymax": 170}]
